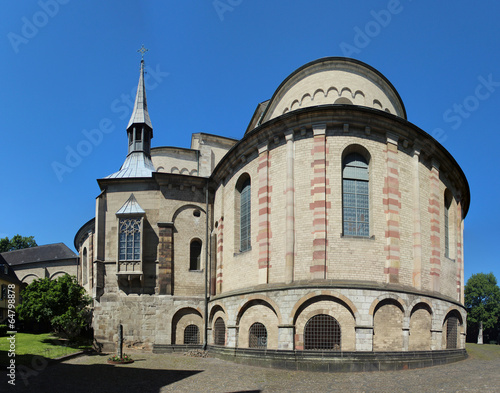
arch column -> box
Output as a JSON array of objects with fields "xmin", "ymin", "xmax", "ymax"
[
  {"xmin": 429, "ymin": 159, "xmax": 441, "ymax": 292},
  {"xmin": 384, "ymin": 132, "xmax": 401, "ymax": 284},
  {"xmin": 412, "ymin": 146, "xmax": 422, "ymax": 289},
  {"xmin": 355, "ymin": 326, "xmax": 373, "ymax": 351},
  {"xmin": 257, "ymin": 142, "xmax": 271, "ymax": 285},
  {"xmin": 310, "ymin": 124, "xmax": 328, "ymax": 279},
  {"xmin": 285, "ymin": 130, "xmax": 295, "ymax": 284},
  {"xmin": 278, "ymin": 324, "xmax": 295, "ymax": 350},
  {"xmin": 227, "ymin": 325, "xmax": 238, "ymax": 348}
]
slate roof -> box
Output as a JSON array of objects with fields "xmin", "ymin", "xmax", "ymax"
[
  {"xmin": 0, "ymin": 256, "xmax": 21, "ymax": 284},
  {"xmin": 116, "ymin": 193, "xmax": 146, "ymax": 215},
  {"xmin": 127, "ymin": 59, "xmax": 153, "ymax": 130},
  {"xmin": 0, "ymin": 243, "xmax": 78, "ymax": 266},
  {"xmin": 105, "ymin": 151, "xmax": 156, "ymax": 179}
]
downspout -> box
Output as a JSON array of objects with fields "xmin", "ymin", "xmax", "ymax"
[{"xmin": 203, "ymin": 178, "xmax": 209, "ymax": 350}]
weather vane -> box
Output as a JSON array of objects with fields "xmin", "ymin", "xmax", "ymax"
[{"xmin": 137, "ymin": 44, "xmax": 148, "ymax": 61}]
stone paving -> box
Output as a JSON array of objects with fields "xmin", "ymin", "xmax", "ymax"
[{"xmin": 6, "ymin": 345, "xmax": 500, "ymax": 393}]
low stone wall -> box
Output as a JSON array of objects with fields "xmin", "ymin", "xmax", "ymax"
[{"xmin": 206, "ymin": 346, "xmax": 468, "ymax": 372}]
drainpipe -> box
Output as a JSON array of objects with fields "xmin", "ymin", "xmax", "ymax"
[{"xmin": 203, "ymin": 178, "xmax": 209, "ymax": 350}]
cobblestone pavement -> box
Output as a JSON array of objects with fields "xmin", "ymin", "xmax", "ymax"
[{"xmin": 6, "ymin": 345, "xmax": 500, "ymax": 393}]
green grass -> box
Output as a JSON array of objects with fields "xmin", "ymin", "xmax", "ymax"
[
  {"xmin": 0, "ymin": 332, "xmax": 92, "ymax": 366},
  {"xmin": 466, "ymin": 343, "xmax": 500, "ymax": 360}
]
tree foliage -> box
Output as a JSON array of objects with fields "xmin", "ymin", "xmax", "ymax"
[
  {"xmin": 464, "ymin": 272, "xmax": 500, "ymax": 342},
  {"xmin": 0, "ymin": 234, "xmax": 37, "ymax": 252},
  {"xmin": 17, "ymin": 275, "xmax": 91, "ymax": 337}
]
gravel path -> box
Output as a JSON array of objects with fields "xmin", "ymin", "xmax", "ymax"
[{"xmin": 5, "ymin": 346, "xmax": 500, "ymax": 393}]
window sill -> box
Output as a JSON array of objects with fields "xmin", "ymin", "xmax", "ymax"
[
  {"xmin": 189, "ymin": 269, "xmax": 204, "ymax": 273},
  {"xmin": 234, "ymin": 247, "xmax": 252, "ymax": 257},
  {"xmin": 340, "ymin": 234, "xmax": 375, "ymax": 240}
]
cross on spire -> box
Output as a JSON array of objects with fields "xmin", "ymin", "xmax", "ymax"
[{"xmin": 137, "ymin": 45, "xmax": 148, "ymax": 61}]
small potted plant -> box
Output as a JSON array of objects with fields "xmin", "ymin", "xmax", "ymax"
[{"xmin": 107, "ymin": 353, "xmax": 134, "ymax": 364}]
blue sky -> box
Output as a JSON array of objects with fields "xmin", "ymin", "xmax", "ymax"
[{"xmin": 1, "ymin": 1, "xmax": 499, "ymax": 283}]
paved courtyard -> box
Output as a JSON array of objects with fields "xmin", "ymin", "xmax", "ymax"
[{"xmin": 6, "ymin": 344, "xmax": 500, "ymax": 393}]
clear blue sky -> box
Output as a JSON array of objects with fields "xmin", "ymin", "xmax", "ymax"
[{"xmin": 1, "ymin": 1, "xmax": 499, "ymax": 283}]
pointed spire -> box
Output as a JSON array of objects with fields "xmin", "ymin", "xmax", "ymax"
[{"xmin": 127, "ymin": 58, "xmax": 153, "ymax": 130}]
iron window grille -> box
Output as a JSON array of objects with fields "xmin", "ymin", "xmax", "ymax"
[
  {"xmin": 184, "ymin": 324, "xmax": 200, "ymax": 344},
  {"xmin": 304, "ymin": 314, "xmax": 341, "ymax": 350},
  {"xmin": 214, "ymin": 317, "xmax": 226, "ymax": 346},
  {"xmin": 249, "ymin": 322, "xmax": 268, "ymax": 349},
  {"xmin": 446, "ymin": 316, "xmax": 459, "ymax": 349},
  {"xmin": 343, "ymin": 153, "xmax": 369, "ymax": 237}
]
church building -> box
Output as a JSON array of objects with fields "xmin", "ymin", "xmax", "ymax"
[{"xmin": 75, "ymin": 56, "xmax": 470, "ymax": 370}]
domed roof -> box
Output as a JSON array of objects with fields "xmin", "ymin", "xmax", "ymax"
[{"xmin": 248, "ymin": 57, "xmax": 406, "ymax": 132}]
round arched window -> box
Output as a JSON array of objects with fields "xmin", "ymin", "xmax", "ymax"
[{"xmin": 304, "ymin": 314, "xmax": 341, "ymax": 350}]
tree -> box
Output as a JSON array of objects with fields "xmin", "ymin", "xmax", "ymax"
[
  {"xmin": 0, "ymin": 234, "xmax": 37, "ymax": 252},
  {"xmin": 16, "ymin": 275, "xmax": 91, "ymax": 337},
  {"xmin": 464, "ymin": 273, "xmax": 500, "ymax": 343}
]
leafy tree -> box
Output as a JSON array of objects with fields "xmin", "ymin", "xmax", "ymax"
[
  {"xmin": 464, "ymin": 273, "xmax": 500, "ymax": 343},
  {"xmin": 17, "ymin": 275, "xmax": 91, "ymax": 338},
  {"xmin": 0, "ymin": 234, "xmax": 37, "ymax": 252}
]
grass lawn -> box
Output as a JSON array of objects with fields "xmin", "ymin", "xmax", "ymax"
[
  {"xmin": 466, "ymin": 342, "xmax": 500, "ymax": 360},
  {"xmin": 0, "ymin": 332, "xmax": 92, "ymax": 366}
]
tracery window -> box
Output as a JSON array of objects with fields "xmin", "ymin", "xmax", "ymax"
[
  {"xmin": 119, "ymin": 218, "xmax": 141, "ymax": 261},
  {"xmin": 343, "ymin": 153, "xmax": 369, "ymax": 237},
  {"xmin": 304, "ymin": 314, "xmax": 341, "ymax": 350}
]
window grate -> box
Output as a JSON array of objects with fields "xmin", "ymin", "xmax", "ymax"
[
  {"xmin": 249, "ymin": 323, "xmax": 267, "ymax": 349},
  {"xmin": 214, "ymin": 317, "xmax": 226, "ymax": 346},
  {"xmin": 304, "ymin": 314, "xmax": 341, "ymax": 350},
  {"xmin": 183, "ymin": 324, "xmax": 200, "ymax": 344},
  {"xmin": 446, "ymin": 316, "xmax": 458, "ymax": 349}
]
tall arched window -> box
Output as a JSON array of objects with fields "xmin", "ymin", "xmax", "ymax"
[
  {"xmin": 214, "ymin": 317, "xmax": 226, "ymax": 346},
  {"xmin": 304, "ymin": 314, "xmax": 341, "ymax": 350},
  {"xmin": 184, "ymin": 324, "xmax": 200, "ymax": 344},
  {"xmin": 444, "ymin": 191, "xmax": 452, "ymax": 258},
  {"xmin": 82, "ymin": 248, "xmax": 88, "ymax": 285},
  {"xmin": 236, "ymin": 175, "xmax": 251, "ymax": 252},
  {"xmin": 343, "ymin": 153, "xmax": 369, "ymax": 237},
  {"xmin": 190, "ymin": 239, "xmax": 202, "ymax": 271},
  {"xmin": 249, "ymin": 322, "xmax": 267, "ymax": 349}
]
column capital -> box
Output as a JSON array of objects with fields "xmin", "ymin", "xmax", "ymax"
[
  {"xmin": 312, "ymin": 123, "xmax": 326, "ymax": 135},
  {"xmin": 386, "ymin": 132, "xmax": 399, "ymax": 145}
]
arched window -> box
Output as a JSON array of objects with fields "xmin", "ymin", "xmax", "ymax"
[
  {"xmin": 214, "ymin": 317, "xmax": 226, "ymax": 346},
  {"xmin": 184, "ymin": 324, "xmax": 200, "ymax": 344},
  {"xmin": 343, "ymin": 153, "xmax": 369, "ymax": 237},
  {"xmin": 82, "ymin": 248, "xmax": 88, "ymax": 285},
  {"xmin": 119, "ymin": 218, "xmax": 141, "ymax": 260},
  {"xmin": 249, "ymin": 322, "xmax": 267, "ymax": 349},
  {"xmin": 190, "ymin": 239, "xmax": 202, "ymax": 271},
  {"xmin": 236, "ymin": 175, "xmax": 251, "ymax": 252},
  {"xmin": 304, "ymin": 314, "xmax": 341, "ymax": 350},
  {"xmin": 446, "ymin": 315, "xmax": 459, "ymax": 349},
  {"xmin": 444, "ymin": 191, "xmax": 452, "ymax": 258}
]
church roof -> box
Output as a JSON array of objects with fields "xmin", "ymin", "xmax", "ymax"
[
  {"xmin": 105, "ymin": 151, "xmax": 156, "ymax": 179},
  {"xmin": 0, "ymin": 243, "xmax": 77, "ymax": 266},
  {"xmin": 127, "ymin": 59, "xmax": 153, "ymax": 131},
  {"xmin": 116, "ymin": 194, "xmax": 146, "ymax": 215}
]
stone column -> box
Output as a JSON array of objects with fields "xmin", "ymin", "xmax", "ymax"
[
  {"xmin": 216, "ymin": 218, "xmax": 224, "ymax": 294},
  {"xmin": 412, "ymin": 147, "xmax": 422, "ymax": 289},
  {"xmin": 157, "ymin": 222, "xmax": 174, "ymax": 295},
  {"xmin": 278, "ymin": 325, "xmax": 295, "ymax": 350},
  {"xmin": 384, "ymin": 133, "xmax": 401, "ymax": 284},
  {"xmin": 355, "ymin": 326, "xmax": 373, "ymax": 351},
  {"xmin": 257, "ymin": 142, "xmax": 271, "ymax": 285},
  {"xmin": 431, "ymin": 329, "xmax": 442, "ymax": 350},
  {"xmin": 285, "ymin": 130, "xmax": 295, "ymax": 284},
  {"xmin": 429, "ymin": 160, "xmax": 441, "ymax": 292},
  {"xmin": 227, "ymin": 325, "xmax": 237, "ymax": 348},
  {"xmin": 310, "ymin": 124, "xmax": 328, "ymax": 280},
  {"xmin": 456, "ymin": 198, "xmax": 464, "ymax": 302}
]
